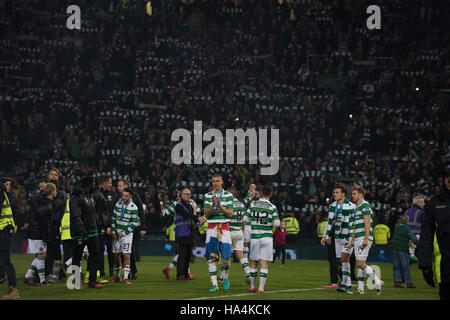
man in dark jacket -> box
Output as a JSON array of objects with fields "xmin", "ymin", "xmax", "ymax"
[
  {"xmin": 418, "ymin": 166, "xmax": 450, "ymax": 300},
  {"xmin": 69, "ymin": 177, "xmax": 103, "ymax": 289},
  {"xmin": 45, "ymin": 168, "xmax": 67, "ymax": 282},
  {"xmin": 92, "ymin": 175, "xmax": 115, "ymax": 282},
  {"xmin": 174, "ymin": 188, "xmax": 205, "ymax": 280},
  {"xmin": 23, "ymin": 183, "xmax": 56, "ymax": 286},
  {"xmin": 116, "ymin": 180, "xmax": 147, "ymax": 280}
]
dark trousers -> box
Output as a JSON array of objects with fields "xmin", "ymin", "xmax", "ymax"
[
  {"xmin": 176, "ymin": 242, "xmax": 192, "ymax": 278},
  {"xmin": 0, "ymin": 229, "xmax": 16, "ymax": 287},
  {"xmin": 88, "ymin": 234, "xmax": 106, "ymax": 277},
  {"xmin": 440, "ymin": 248, "xmax": 450, "ymax": 300},
  {"xmin": 105, "ymin": 234, "xmax": 115, "ymax": 276},
  {"xmin": 45, "ymin": 229, "xmax": 61, "ymax": 276},
  {"xmin": 350, "ymin": 251, "xmax": 356, "ymax": 280},
  {"xmin": 130, "ymin": 230, "xmax": 141, "ymax": 275},
  {"xmin": 62, "ymin": 239, "xmax": 73, "ymax": 265},
  {"xmin": 326, "ymin": 240, "xmax": 339, "ymax": 284},
  {"xmin": 73, "ymin": 237, "xmax": 101, "ymax": 286},
  {"xmin": 273, "ymin": 244, "xmax": 286, "ymax": 263}
]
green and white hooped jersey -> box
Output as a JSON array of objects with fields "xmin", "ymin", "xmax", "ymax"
[
  {"xmin": 245, "ymin": 198, "xmax": 279, "ymax": 240},
  {"xmin": 203, "ymin": 189, "xmax": 234, "ymax": 224},
  {"xmin": 324, "ymin": 198, "xmax": 356, "ymax": 241},
  {"xmin": 230, "ymin": 197, "xmax": 246, "ymax": 231},
  {"xmin": 352, "ymin": 199, "xmax": 374, "ymax": 241},
  {"xmin": 112, "ymin": 200, "xmax": 140, "ymax": 236}
]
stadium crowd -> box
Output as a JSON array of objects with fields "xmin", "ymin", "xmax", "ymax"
[{"xmin": 0, "ymin": 0, "xmax": 449, "ymax": 243}]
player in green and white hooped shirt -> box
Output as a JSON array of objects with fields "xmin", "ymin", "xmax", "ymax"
[
  {"xmin": 243, "ymin": 185, "xmax": 280, "ymax": 294},
  {"xmin": 242, "ymin": 184, "xmax": 257, "ymax": 259},
  {"xmin": 111, "ymin": 188, "xmax": 140, "ymax": 284},
  {"xmin": 203, "ymin": 174, "xmax": 233, "ymax": 292},
  {"xmin": 219, "ymin": 188, "xmax": 251, "ymax": 285},
  {"xmin": 321, "ymin": 184, "xmax": 356, "ymax": 292},
  {"xmin": 348, "ymin": 185, "xmax": 384, "ymax": 295}
]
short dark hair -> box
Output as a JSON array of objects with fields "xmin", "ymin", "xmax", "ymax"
[
  {"xmin": 261, "ymin": 185, "xmax": 272, "ymax": 197},
  {"xmin": 118, "ymin": 179, "xmax": 130, "ymax": 187},
  {"xmin": 212, "ymin": 173, "xmax": 222, "ymax": 180},
  {"xmin": 80, "ymin": 177, "xmax": 94, "ymax": 190},
  {"xmin": 97, "ymin": 175, "xmax": 111, "ymax": 185},
  {"xmin": 0, "ymin": 177, "xmax": 12, "ymax": 184},
  {"xmin": 122, "ymin": 187, "xmax": 133, "ymax": 195},
  {"xmin": 334, "ymin": 183, "xmax": 346, "ymax": 195}
]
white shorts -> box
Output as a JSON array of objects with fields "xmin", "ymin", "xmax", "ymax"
[
  {"xmin": 354, "ymin": 238, "xmax": 373, "ymax": 261},
  {"xmin": 250, "ymin": 238, "xmax": 273, "ymax": 261},
  {"xmin": 335, "ymin": 238, "xmax": 353, "ymax": 257},
  {"xmin": 112, "ymin": 233, "xmax": 133, "ymax": 254},
  {"xmin": 231, "ymin": 230, "xmax": 244, "ymax": 252},
  {"xmin": 28, "ymin": 239, "xmax": 46, "ymax": 254},
  {"xmin": 243, "ymin": 225, "xmax": 251, "ymax": 243}
]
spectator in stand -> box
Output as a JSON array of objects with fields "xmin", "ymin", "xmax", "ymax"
[{"xmin": 0, "ymin": 0, "xmax": 448, "ymax": 243}]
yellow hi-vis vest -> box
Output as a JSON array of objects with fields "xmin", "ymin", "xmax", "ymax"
[
  {"xmin": 433, "ymin": 232, "xmax": 441, "ymax": 284},
  {"xmin": 373, "ymin": 224, "xmax": 390, "ymax": 245},
  {"xmin": 283, "ymin": 217, "xmax": 299, "ymax": 235},
  {"xmin": 199, "ymin": 221, "xmax": 208, "ymax": 235},
  {"xmin": 0, "ymin": 191, "xmax": 16, "ymax": 232},
  {"xmin": 60, "ymin": 198, "xmax": 71, "ymax": 241},
  {"xmin": 166, "ymin": 223, "xmax": 175, "ymax": 242},
  {"xmin": 317, "ymin": 221, "xmax": 327, "ymax": 238}
]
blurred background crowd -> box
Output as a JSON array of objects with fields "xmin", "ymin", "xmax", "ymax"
[{"xmin": 1, "ymin": 0, "xmax": 449, "ymax": 240}]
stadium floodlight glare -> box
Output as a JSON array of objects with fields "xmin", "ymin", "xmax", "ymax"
[
  {"xmin": 416, "ymin": 87, "xmax": 419, "ymax": 91},
  {"xmin": 349, "ymin": 114, "xmax": 353, "ymax": 119}
]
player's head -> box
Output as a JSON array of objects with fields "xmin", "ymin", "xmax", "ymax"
[
  {"xmin": 98, "ymin": 175, "xmax": 112, "ymax": 191},
  {"xmin": 122, "ymin": 187, "xmax": 133, "ymax": 204},
  {"xmin": 333, "ymin": 184, "xmax": 346, "ymax": 202},
  {"xmin": 43, "ymin": 182, "xmax": 57, "ymax": 199},
  {"xmin": 412, "ymin": 194, "xmax": 425, "ymax": 209},
  {"xmin": 261, "ymin": 185, "xmax": 272, "ymax": 199},
  {"xmin": 47, "ymin": 168, "xmax": 60, "ymax": 183},
  {"xmin": 38, "ymin": 177, "xmax": 47, "ymax": 191},
  {"xmin": 80, "ymin": 177, "xmax": 95, "ymax": 193},
  {"xmin": 400, "ymin": 214, "xmax": 409, "ymax": 224},
  {"xmin": 117, "ymin": 179, "xmax": 129, "ymax": 193},
  {"xmin": 351, "ymin": 185, "xmax": 366, "ymax": 203},
  {"xmin": 181, "ymin": 188, "xmax": 191, "ymax": 201},
  {"xmin": 211, "ymin": 174, "xmax": 223, "ymax": 192},
  {"xmin": 0, "ymin": 177, "xmax": 12, "ymax": 192},
  {"xmin": 444, "ymin": 165, "xmax": 450, "ymax": 191}
]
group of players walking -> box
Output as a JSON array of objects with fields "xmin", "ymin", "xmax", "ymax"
[
  {"xmin": 23, "ymin": 168, "xmax": 146, "ymax": 289},
  {"xmin": 320, "ymin": 184, "xmax": 384, "ymax": 295},
  {"xmin": 161, "ymin": 174, "xmax": 383, "ymax": 295},
  {"xmin": 19, "ymin": 168, "xmax": 384, "ymax": 295}
]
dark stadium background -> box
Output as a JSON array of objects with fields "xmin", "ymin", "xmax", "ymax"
[{"xmin": 0, "ymin": 0, "xmax": 449, "ymax": 261}]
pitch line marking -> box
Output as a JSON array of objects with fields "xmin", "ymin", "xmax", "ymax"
[{"xmin": 187, "ymin": 287, "xmax": 325, "ymax": 300}]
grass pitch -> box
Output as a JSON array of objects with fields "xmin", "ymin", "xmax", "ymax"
[{"xmin": 4, "ymin": 254, "xmax": 439, "ymax": 300}]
